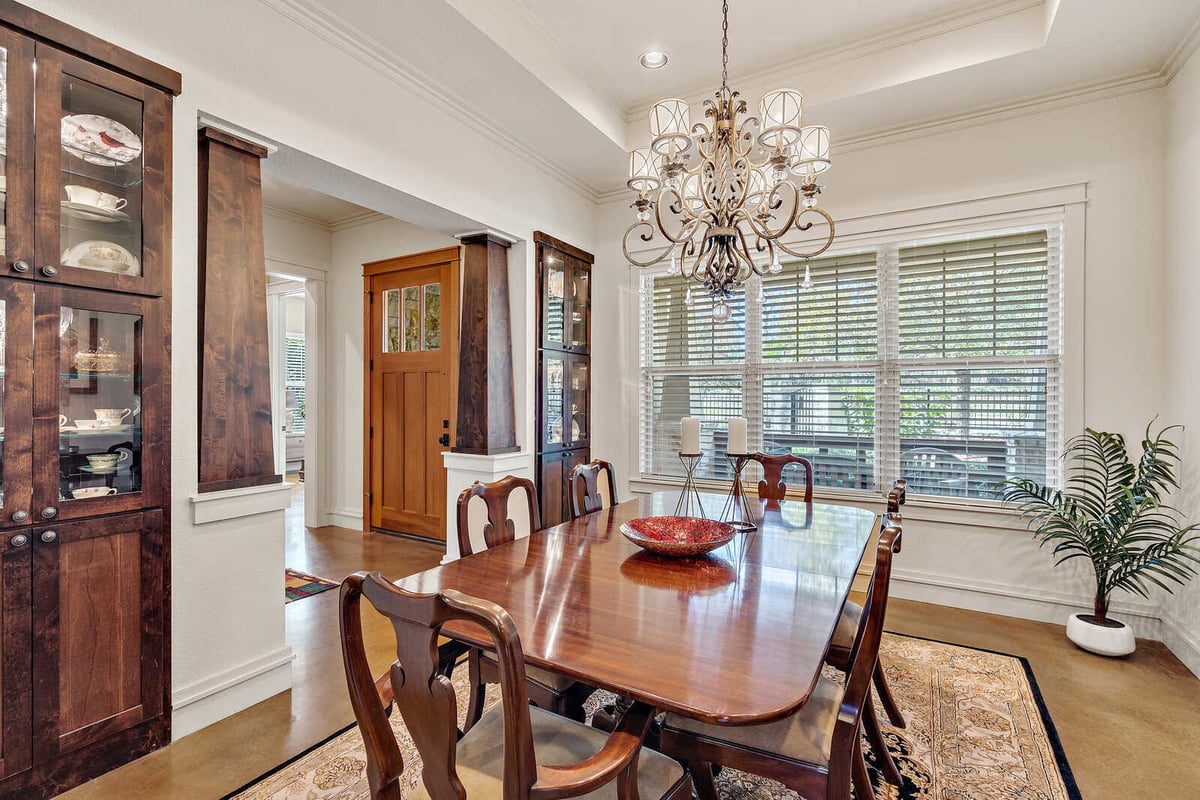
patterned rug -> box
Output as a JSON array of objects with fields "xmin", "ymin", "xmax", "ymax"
[
  {"xmin": 223, "ymin": 634, "xmax": 1079, "ymax": 799},
  {"xmin": 284, "ymin": 568, "xmax": 339, "ymax": 603}
]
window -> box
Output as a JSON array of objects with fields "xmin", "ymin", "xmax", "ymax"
[
  {"xmin": 639, "ymin": 226, "xmax": 1062, "ymax": 501},
  {"xmin": 285, "ymin": 335, "xmax": 306, "ymax": 433}
]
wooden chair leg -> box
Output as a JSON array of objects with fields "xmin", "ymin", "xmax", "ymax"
[
  {"xmin": 464, "ymin": 648, "xmax": 486, "ymax": 732},
  {"xmin": 874, "ymin": 662, "xmax": 906, "ymax": 728},
  {"xmin": 863, "ymin": 691, "xmax": 901, "ymax": 786},
  {"xmin": 852, "ymin": 735, "xmax": 875, "ymax": 800},
  {"xmin": 688, "ymin": 761, "xmax": 720, "ymax": 800}
]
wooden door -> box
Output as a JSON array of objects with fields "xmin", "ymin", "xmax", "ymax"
[
  {"xmin": 364, "ymin": 248, "xmax": 459, "ymax": 539},
  {"xmin": 0, "ymin": 530, "xmax": 32, "ymax": 780},
  {"xmin": 30, "ymin": 510, "xmax": 165, "ymax": 761}
]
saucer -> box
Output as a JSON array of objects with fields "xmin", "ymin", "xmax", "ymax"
[
  {"xmin": 80, "ymin": 465, "xmax": 118, "ymax": 474},
  {"xmin": 61, "ymin": 201, "xmax": 131, "ymax": 223}
]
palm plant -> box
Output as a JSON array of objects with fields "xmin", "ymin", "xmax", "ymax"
[{"xmin": 1002, "ymin": 422, "xmax": 1200, "ymax": 625}]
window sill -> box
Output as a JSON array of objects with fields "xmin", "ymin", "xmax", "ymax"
[{"xmin": 628, "ymin": 475, "xmax": 1026, "ymax": 532}]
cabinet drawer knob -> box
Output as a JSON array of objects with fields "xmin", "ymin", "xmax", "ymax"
[
  {"xmin": 40, "ymin": 265, "xmax": 58, "ymax": 278},
  {"xmin": 40, "ymin": 530, "xmax": 56, "ymax": 543},
  {"xmin": 10, "ymin": 534, "xmax": 28, "ymax": 547},
  {"xmin": 11, "ymin": 260, "xmax": 29, "ymax": 273},
  {"xmin": 10, "ymin": 510, "xmax": 28, "ymax": 523},
  {"xmin": 40, "ymin": 506, "xmax": 57, "ymax": 519}
]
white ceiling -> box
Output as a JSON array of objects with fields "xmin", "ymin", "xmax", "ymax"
[
  {"xmin": 277, "ymin": 0, "xmax": 1200, "ymax": 197},
  {"xmin": 261, "ymin": 174, "xmax": 372, "ymax": 227}
]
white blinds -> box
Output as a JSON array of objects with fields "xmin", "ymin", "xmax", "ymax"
[
  {"xmin": 285, "ymin": 335, "xmax": 306, "ymax": 433},
  {"xmin": 638, "ymin": 224, "xmax": 1063, "ymax": 500}
]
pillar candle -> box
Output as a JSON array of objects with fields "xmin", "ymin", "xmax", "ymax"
[
  {"xmin": 728, "ymin": 416, "xmax": 748, "ymax": 455},
  {"xmin": 680, "ymin": 416, "xmax": 701, "ymax": 454}
]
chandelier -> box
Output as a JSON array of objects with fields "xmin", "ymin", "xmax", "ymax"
[{"xmin": 623, "ymin": 0, "xmax": 836, "ymax": 322}]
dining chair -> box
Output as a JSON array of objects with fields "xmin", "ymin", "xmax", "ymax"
[
  {"xmin": 751, "ymin": 452, "xmax": 814, "ymax": 507},
  {"xmin": 656, "ymin": 517, "xmax": 904, "ymax": 800},
  {"xmin": 340, "ymin": 572, "xmax": 693, "ymax": 800},
  {"xmin": 457, "ymin": 476, "xmax": 593, "ymax": 730},
  {"xmin": 570, "ymin": 459, "xmax": 618, "ymax": 519},
  {"xmin": 825, "ymin": 480, "xmax": 907, "ymax": 786}
]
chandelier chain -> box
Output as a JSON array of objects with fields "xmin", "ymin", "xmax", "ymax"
[{"xmin": 721, "ymin": 0, "xmax": 729, "ymax": 90}]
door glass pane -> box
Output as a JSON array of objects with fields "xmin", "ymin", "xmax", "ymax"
[
  {"xmin": 570, "ymin": 360, "xmax": 588, "ymax": 443},
  {"xmin": 58, "ymin": 306, "xmax": 142, "ymax": 501},
  {"xmin": 59, "ymin": 74, "xmax": 144, "ymax": 276},
  {"xmin": 545, "ymin": 356, "xmax": 565, "ymax": 445},
  {"xmin": 570, "ymin": 265, "xmax": 588, "ymax": 348},
  {"xmin": 423, "ymin": 283, "xmax": 441, "ymax": 351},
  {"xmin": 402, "ymin": 287, "xmax": 420, "ymax": 352},
  {"xmin": 545, "ymin": 256, "xmax": 565, "ymax": 345},
  {"xmin": 382, "ymin": 288, "xmax": 400, "ymax": 353}
]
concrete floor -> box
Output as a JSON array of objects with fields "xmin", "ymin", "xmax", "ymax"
[{"xmin": 59, "ymin": 489, "xmax": 1200, "ymax": 798}]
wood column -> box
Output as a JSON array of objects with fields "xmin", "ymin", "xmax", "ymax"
[
  {"xmin": 454, "ymin": 232, "xmax": 518, "ymax": 455},
  {"xmin": 196, "ymin": 126, "xmax": 281, "ymax": 491}
]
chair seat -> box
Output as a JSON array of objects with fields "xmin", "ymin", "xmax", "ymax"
[
  {"xmin": 661, "ymin": 675, "xmax": 842, "ymax": 768},
  {"xmin": 831, "ymin": 601, "xmax": 863, "ymax": 651},
  {"xmin": 407, "ymin": 703, "xmax": 686, "ymax": 800},
  {"xmin": 480, "ymin": 649, "xmax": 579, "ymax": 692}
]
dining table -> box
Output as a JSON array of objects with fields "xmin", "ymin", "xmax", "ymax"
[{"xmin": 396, "ymin": 490, "xmax": 879, "ymax": 727}]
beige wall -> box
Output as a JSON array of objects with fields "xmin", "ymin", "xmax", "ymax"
[
  {"xmin": 593, "ymin": 87, "xmax": 1172, "ymax": 637},
  {"xmin": 1164, "ymin": 46, "xmax": 1200, "ymax": 677}
]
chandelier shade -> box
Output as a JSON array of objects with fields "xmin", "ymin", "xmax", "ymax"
[{"xmin": 623, "ymin": 1, "xmax": 836, "ymax": 320}]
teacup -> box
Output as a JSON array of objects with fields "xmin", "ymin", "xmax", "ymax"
[
  {"xmin": 74, "ymin": 419, "xmax": 103, "ymax": 429},
  {"xmin": 86, "ymin": 451, "xmax": 128, "ymax": 468},
  {"xmin": 95, "ymin": 193, "xmax": 127, "ymax": 211},
  {"xmin": 71, "ymin": 487, "xmax": 118, "ymax": 499},
  {"xmin": 94, "ymin": 408, "xmax": 132, "ymax": 424},
  {"xmin": 64, "ymin": 185, "xmax": 126, "ymax": 211}
]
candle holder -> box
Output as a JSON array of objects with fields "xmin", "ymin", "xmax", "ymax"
[
  {"xmin": 674, "ymin": 453, "xmax": 706, "ymax": 518},
  {"xmin": 719, "ymin": 454, "xmax": 758, "ymax": 531}
]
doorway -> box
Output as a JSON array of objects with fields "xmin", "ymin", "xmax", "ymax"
[{"xmin": 363, "ymin": 247, "xmax": 460, "ymax": 540}]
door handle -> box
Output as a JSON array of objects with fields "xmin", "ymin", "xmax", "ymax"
[{"xmin": 438, "ymin": 433, "xmax": 450, "ymax": 446}]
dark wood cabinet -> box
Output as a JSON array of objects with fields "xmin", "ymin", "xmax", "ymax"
[
  {"xmin": 534, "ymin": 233, "xmax": 593, "ymax": 528},
  {"xmin": 0, "ymin": 5, "xmax": 177, "ymax": 796}
]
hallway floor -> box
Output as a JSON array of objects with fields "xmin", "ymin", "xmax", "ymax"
[{"xmin": 59, "ymin": 490, "xmax": 1200, "ymax": 798}]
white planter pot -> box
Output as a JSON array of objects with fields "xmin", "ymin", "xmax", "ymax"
[{"xmin": 1066, "ymin": 613, "xmax": 1135, "ymax": 657}]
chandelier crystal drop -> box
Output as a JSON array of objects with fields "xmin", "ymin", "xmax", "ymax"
[{"xmin": 624, "ymin": 0, "xmax": 836, "ymax": 320}]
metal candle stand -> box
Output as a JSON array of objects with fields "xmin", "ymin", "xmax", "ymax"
[
  {"xmin": 674, "ymin": 453, "xmax": 706, "ymax": 518},
  {"xmin": 719, "ymin": 454, "xmax": 758, "ymax": 531}
]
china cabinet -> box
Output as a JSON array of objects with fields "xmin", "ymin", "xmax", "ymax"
[
  {"xmin": 535, "ymin": 232, "xmax": 593, "ymax": 527},
  {"xmin": 0, "ymin": 3, "xmax": 178, "ymax": 797}
]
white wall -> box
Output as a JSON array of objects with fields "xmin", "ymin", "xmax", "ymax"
[
  {"xmin": 1164, "ymin": 47, "xmax": 1200, "ymax": 677},
  {"xmin": 325, "ymin": 217, "xmax": 459, "ymax": 528},
  {"xmin": 20, "ymin": 0, "xmax": 598, "ymax": 737},
  {"xmin": 594, "ymin": 88, "xmax": 1172, "ymax": 636}
]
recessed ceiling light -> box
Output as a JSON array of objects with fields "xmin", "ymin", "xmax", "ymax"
[{"xmin": 639, "ymin": 50, "xmax": 669, "ymax": 70}]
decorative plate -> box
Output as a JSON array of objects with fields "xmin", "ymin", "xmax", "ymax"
[
  {"xmin": 61, "ymin": 240, "xmax": 139, "ymax": 275},
  {"xmin": 60, "ymin": 114, "xmax": 142, "ymax": 165},
  {"xmin": 61, "ymin": 201, "xmax": 131, "ymax": 223},
  {"xmin": 620, "ymin": 516, "xmax": 736, "ymax": 557}
]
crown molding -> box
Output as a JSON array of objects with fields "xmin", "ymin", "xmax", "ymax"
[
  {"xmin": 263, "ymin": 203, "xmax": 333, "ymax": 232},
  {"xmin": 257, "ymin": 0, "xmax": 600, "ymax": 201},
  {"xmin": 621, "ymin": 0, "xmax": 1043, "ymax": 122},
  {"xmin": 1161, "ymin": 9, "xmax": 1200, "ymax": 82},
  {"xmin": 329, "ymin": 210, "xmax": 389, "ymax": 232}
]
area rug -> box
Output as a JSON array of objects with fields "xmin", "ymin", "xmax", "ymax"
[
  {"xmin": 284, "ymin": 568, "xmax": 339, "ymax": 603},
  {"xmin": 223, "ymin": 634, "xmax": 1080, "ymax": 799}
]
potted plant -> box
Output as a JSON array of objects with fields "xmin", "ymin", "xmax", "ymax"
[{"xmin": 1002, "ymin": 422, "xmax": 1200, "ymax": 656}]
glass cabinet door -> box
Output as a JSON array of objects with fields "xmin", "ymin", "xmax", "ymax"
[
  {"xmin": 541, "ymin": 247, "xmax": 567, "ymax": 350},
  {"xmin": 34, "ymin": 45, "xmax": 167, "ymax": 297},
  {"xmin": 0, "ymin": 282, "xmax": 32, "ymax": 529},
  {"xmin": 568, "ymin": 357, "xmax": 589, "ymax": 447},
  {"xmin": 542, "ymin": 354, "xmax": 566, "ymax": 450},
  {"xmin": 569, "ymin": 259, "xmax": 590, "ymax": 352}
]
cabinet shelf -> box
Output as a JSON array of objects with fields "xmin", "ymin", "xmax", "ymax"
[{"xmin": 60, "ymin": 145, "xmax": 143, "ymax": 188}]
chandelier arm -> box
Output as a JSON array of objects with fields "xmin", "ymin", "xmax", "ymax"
[
  {"xmin": 622, "ymin": 222, "xmax": 679, "ymax": 267},
  {"xmin": 653, "ymin": 188, "xmax": 701, "ymax": 245},
  {"xmin": 773, "ymin": 208, "xmax": 838, "ymax": 259},
  {"xmin": 731, "ymin": 227, "xmax": 762, "ymax": 281},
  {"xmin": 740, "ymin": 183, "xmax": 800, "ymax": 241},
  {"xmin": 686, "ymin": 236, "xmax": 713, "ymax": 283}
]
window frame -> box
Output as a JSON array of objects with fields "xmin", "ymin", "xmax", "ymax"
[{"xmin": 626, "ymin": 185, "xmax": 1087, "ymax": 514}]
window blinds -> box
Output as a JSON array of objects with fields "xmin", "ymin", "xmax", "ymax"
[{"xmin": 285, "ymin": 335, "xmax": 306, "ymax": 433}]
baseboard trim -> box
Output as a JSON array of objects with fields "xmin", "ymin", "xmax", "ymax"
[
  {"xmin": 1160, "ymin": 613, "xmax": 1200, "ymax": 679},
  {"xmin": 892, "ymin": 567, "xmax": 1163, "ymax": 638},
  {"xmin": 328, "ymin": 507, "xmax": 363, "ymax": 529},
  {"xmin": 172, "ymin": 646, "xmax": 295, "ymax": 739}
]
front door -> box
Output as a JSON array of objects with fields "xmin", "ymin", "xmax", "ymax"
[{"xmin": 364, "ymin": 247, "xmax": 459, "ymax": 540}]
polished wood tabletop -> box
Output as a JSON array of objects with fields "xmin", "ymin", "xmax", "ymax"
[{"xmin": 396, "ymin": 491, "xmax": 878, "ymax": 725}]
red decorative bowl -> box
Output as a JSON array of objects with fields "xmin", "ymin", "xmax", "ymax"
[{"xmin": 619, "ymin": 516, "xmax": 736, "ymax": 557}]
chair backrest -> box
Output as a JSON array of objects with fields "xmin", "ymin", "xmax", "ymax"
[
  {"xmin": 887, "ymin": 478, "xmax": 906, "ymax": 514},
  {"xmin": 833, "ymin": 515, "xmax": 902, "ymax": 763},
  {"xmin": 341, "ymin": 571, "xmax": 659, "ymax": 800},
  {"xmin": 569, "ymin": 459, "xmax": 618, "ymax": 519},
  {"xmin": 751, "ymin": 452, "xmax": 814, "ymax": 507},
  {"xmin": 456, "ymin": 476, "xmax": 541, "ymax": 557}
]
